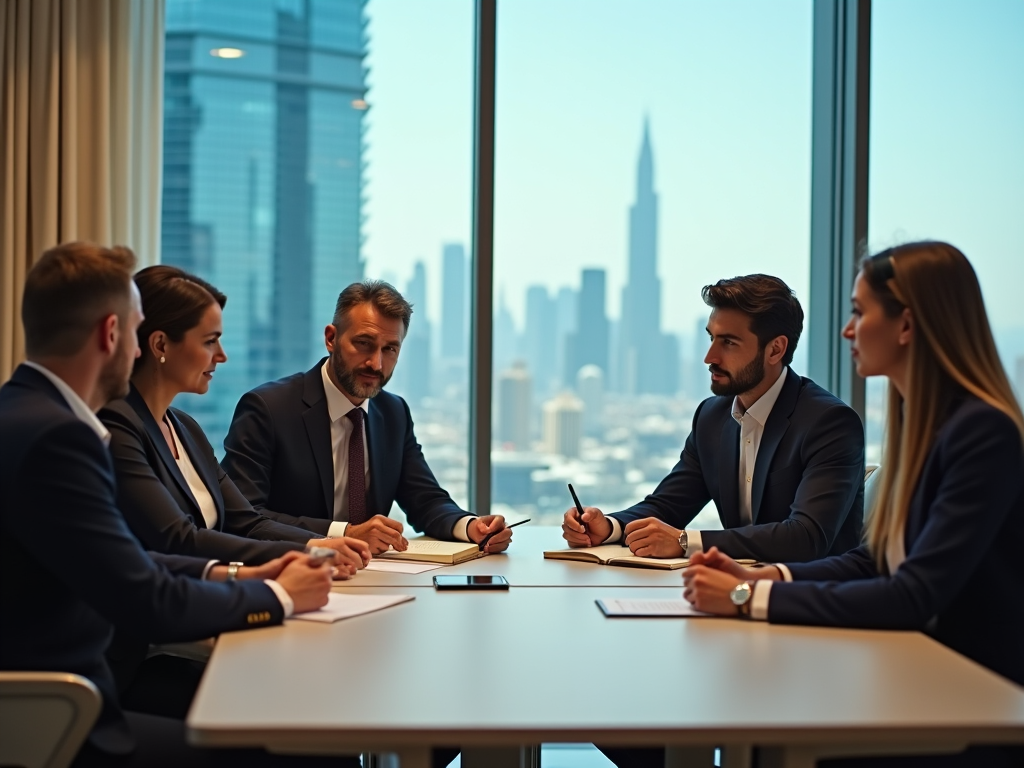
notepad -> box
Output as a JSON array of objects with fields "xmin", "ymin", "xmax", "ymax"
[
  {"xmin": 291, "ymin": 593, "xmax": 415, "ymax": 623},
  {"xmin": 375, "ymin": 537, "xmax": 485, "ymax": 565},
  {"xmin": 363, "ymin": 559, "xmax": 445, "ymax": 574},
  {"xmin": 596, "ymin": 598, "xmax": 711, "ymax": 617},
  {"xmin": 544, "ymin": 544, "xmax": 757, "ymax": 571}
]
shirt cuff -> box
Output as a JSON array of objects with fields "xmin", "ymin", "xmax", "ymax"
[
  {"xmin": 452, "ymin": 516, "xmax": 474, "ymax": 542},
  {"xmin": 264, "ymin": 579, "xmax": 294, "ymax": 618},
  {"xmin": 750, "ymin": 580, "xmax": 771, "ymax": 621},
  {"xmin": 201, "ymin": 560, "xmax": 218, "ymax": 580},
  {"xmin": 604, "ymin": 517, "xmax": 623, "ymax": 544},
  {"xmin": 683, "ymin": 529, "xmax": 703, "ymax": 556},
  {"xmin": 327, "ymin": 521, "xmax": 349, "ymax": 538},
  {"xmin": 776, "ymin": 563, "xmax": 794, "ymax": 582}
]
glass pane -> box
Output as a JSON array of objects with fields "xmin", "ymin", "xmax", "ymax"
[
  {"xmin": 162, "ymin": 0, "xmax": 475, "ymax": 527},
  {"xmin": 867, "ymin": 0, "xmax": 1024, "ymax": 465},
  {"xmin": 492, "ymin": 1, "xmax": 813, "ymax": 525}
]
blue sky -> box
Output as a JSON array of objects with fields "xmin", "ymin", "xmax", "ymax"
[{"xmin": 362, "ymin": 0, "xmax": 1022, "ymax": 362}]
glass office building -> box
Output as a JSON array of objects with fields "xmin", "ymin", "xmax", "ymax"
[{"xmin": 162, "ymin": 0, "xmax": 367, "ymax": 443}]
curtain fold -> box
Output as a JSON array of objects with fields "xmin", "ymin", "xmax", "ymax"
[{"xmin": 0, "ymin": 0, "xmax": 164, "ymax": 381}]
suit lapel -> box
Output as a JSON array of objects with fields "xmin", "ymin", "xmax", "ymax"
[
  {"xmin": 750, "ymin": 369, "xmax": 800, "ymax": 523},
  {"xmin": 718, "ymin": 416, "xmax": 741, "ymax": 527},
  {"xmin": 126, "ymin": 387, "xmax": 203, "ymax": 523},
  {"xmin": 167, "ymin": 410, "xmax": 225, "ymax": 529},
  {"xmin": 365, "ymin": 400, "xmax": 384, "ymax": 516},
  {"xmin": 302, "ymin": 364, "xmax": 335, "ymax": 518}
]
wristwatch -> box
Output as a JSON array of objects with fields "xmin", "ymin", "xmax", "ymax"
[
  {"xmin": 677, "ymin": 529, "xmax": 688, "ymax": 556},
  {"xmin": 729, "ymin": 581, "xmax": 753, "ymax": 618},
  {"xmin": 226, "ymin": 562, "xmax": 244, "ymax": 582}
]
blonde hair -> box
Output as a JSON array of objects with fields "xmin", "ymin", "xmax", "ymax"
[{"xmin": 862, "ymin": 242, "xmax": 1024, "ymax": 569}]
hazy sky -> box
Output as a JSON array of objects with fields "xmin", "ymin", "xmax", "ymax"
[{"xmin": 362, "ymin": 0, "xmax": 1023, "ymax": 358}]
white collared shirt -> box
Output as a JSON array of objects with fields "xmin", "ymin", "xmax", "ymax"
[
  {"xmin": 606, "ymin": 367, "xmax": 789, "ymax": 554},
  {"xmin": 321, "ymin": 361, "xmax": 474, "ymax": 542},
  {"xmin": 166, "ymin": 418, "xmax": 219, "ymax": 529},
  {"xmin": 23, "ymin": 361, "xmax": 110, "ymax": 444}
]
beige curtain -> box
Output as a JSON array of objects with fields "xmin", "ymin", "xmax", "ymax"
[{"xmin": 0, "ymin": 0, "xmax": 164, "ymax": 381}]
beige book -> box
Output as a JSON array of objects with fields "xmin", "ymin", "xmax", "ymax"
[
  {"xmin": 544, "ymin": 544, "xmax": 756, "ymax": 571},
  {"xmin": 375, "ymin": 537, "xmax": 485, "ymax": 565}
]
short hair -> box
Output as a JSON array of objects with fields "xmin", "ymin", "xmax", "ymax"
[
  {"xmin": 701, "ymin": 274, "xmax": 804, "ymax": 366},
  {"xmin": 22, "ymin": 242, "xmax": 137, "ymax": 357},
  {"xmin": 333, "ymin": 280, "xmax": 413, "ymax": 336},
  {"xmin": 134, "ymin": 265, "xmax": 226, "ymax": 371}
]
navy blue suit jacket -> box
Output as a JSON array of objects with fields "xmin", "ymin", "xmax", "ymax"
[
  {"xmin": 222, "ymin": 359, "xmax": 471, "ymax": 538},
  {"xmin": 100, "ymin": 386, "xmax": 311, "ymax": 565},
  {"xmin": 611, "ymin": 369, "xmax": 864, "ymax": 562},
  {"xmin": 0, "ymin": 366, "xmax": 283, "ymax": 755},
  {"xmin": 769, "ymin": 395, "xmax": 1024, "ymax": 687}
]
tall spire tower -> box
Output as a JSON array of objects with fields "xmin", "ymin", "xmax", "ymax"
[{"xmin": 620, "ymin": 118, "xmax": 676, "ymax": 395}]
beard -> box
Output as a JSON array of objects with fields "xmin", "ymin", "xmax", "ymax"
[
  {"xmin": 98, "ymin": 337, "xmax": 134, "ymax": 404},
  {"xmin": 709, "ymin": 351, "xmax": 766, "ymax": 398},
  {"xmin": 331, "ymin": 352, "xmax": 391, "ymax": 400}
]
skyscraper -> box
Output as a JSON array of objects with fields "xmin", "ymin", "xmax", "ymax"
[
  {"xmin": 163, "ymin": 0, "xmax": 367, "ymax": 442},
  {"xmin": 392, "ymin": 261, "xmax": 431, "ymax": 405},
  {"xmin": 543, "ymin": 392, "xmax": 584, "ymax": 458},
  {"xmin": 523, "ymin": 285, "xmax": 556, "ymax": 396},
  {"xmin": 618, "ymin": 119, "xmax": 678, "ymax": 396},
  {"xmin": 497, "ymin": 362, "xmax": 532, "ymax": 450},
  {"xmin": 566, "ymin": 268, "xmax": 609, "ymax": 385}
]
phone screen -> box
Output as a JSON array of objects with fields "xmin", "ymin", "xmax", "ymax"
[{"xmin": 433, "ymin": 575, "xmax": 509, "ymax": 589}]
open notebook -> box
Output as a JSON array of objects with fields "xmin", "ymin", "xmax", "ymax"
[
  {"xmin": 375, "ymin": 537, "xmax": 485, "ymax": 565},
  {"xmin": 544, "ymin": 544, "xmax": 756, "ymax": 571}
]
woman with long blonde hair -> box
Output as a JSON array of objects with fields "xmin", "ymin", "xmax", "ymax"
[{"xmin": 683, "ymin": 241, "xmax": 1024, "ymax": 767}]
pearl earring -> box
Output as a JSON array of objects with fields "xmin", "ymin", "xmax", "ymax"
[{"xmin": 160, "ymin": 355, "xmax": 166, "ymax": 364}]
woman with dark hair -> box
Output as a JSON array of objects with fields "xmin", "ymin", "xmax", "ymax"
[
  {"xmin": 100, "ymin": 265, "xmax": 370, "ymax": 573},
  {"xmin": 683, "ymin": 242, "xmax": 1024, "ymax": 767}
]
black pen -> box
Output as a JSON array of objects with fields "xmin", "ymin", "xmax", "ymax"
[
  {"xmin": 479, "ymin": 518, "xmax": 531, "ymax": 551},
  {"xmin": 567, "ymin": 483, "xmax": 588, "ymax": 534}
]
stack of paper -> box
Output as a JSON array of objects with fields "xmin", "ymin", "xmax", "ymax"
[{"xmin": 291, "ymin": 592, "xmax": 415, "ymax": 624}]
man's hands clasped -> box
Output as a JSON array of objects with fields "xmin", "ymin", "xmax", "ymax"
[{"xmin": 305, "ymin": 536, "xmax": 372, "ymax": 578}]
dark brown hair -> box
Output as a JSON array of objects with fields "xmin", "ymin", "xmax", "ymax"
[
  {"xmin": 333, "ymin": 280, "xmax": 413, "ymax": 335},
  {"xmin": 701, "ymin": 274, "xmax": 803, "ymax": 366},
  {"xmin": 22, "ymin": 242, "xmax": 137, "ymax": 357},
  {"xmin": 134, "ymin": 265, "xmax": 226, "ymax": 370}
]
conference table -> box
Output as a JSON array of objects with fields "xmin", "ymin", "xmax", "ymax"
[{"xmin": 187, "ymin": 528, "xmax": 1024, "ymax": 768}]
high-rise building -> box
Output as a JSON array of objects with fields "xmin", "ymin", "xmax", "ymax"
[
  {"xmin": 543, "ymin": 392, "xmax": 584, "ymax": 458},
  {"xmin": 554, "ymin": 286, "xmax": 578, "ymax": 387},
  {"xmin": 576, "ymin": 364, "xmax": 604, "ymax": 437},
  {"xmin": 493, "ymin": 288, "xmax": 519, "ymax": 374},
  {"xmin": 566, "ymin": 268, "xmax": 609, "ymax": 385},
  {"xmin": 497, "ymin": 363, "xmax": 532, "ymax": 450},
  {"xmin": 163, "ymin": 0, "xmax": 367, "ymax": 442},
  {"xmin": 618, "ymin": 119, "xmax": 678, "ymax": 396},
  {"xmin": 392, "ymin": 261, "xmax": 431, "ymax": 405},
  {"xmin": 523, "ymin": 285, "xmax": 556, "ymax": 396},
  {"xmin": 440, "ymin": 243, "xmax": 467, "ymax": 361}
]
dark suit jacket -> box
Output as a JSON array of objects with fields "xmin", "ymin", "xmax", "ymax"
[
  {"xmin": 222, "ymin": 359, "xmax": 470, "ymax": 538},
  {"xmin": 770, "ymin": 395, "xmax": 1024, "ymax": 687},
  {"xmin": 611, "ymin": 369, "xmax": 864, "ymax": 562},
  {"xmin": 0, "ymin": 366, "xmax": 283, "ymax": 756},
  {"xmin": 100, "ymin": 386, "xmax": 311, "ymax": 565}
]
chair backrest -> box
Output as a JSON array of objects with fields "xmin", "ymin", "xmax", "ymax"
[
  {"xmin": 0, "ymin": 672, "xmax": 101, "ymax": 768},
  {"xmin": 864, "ymin": 464, "xmax": 881, "ymax": 516}
]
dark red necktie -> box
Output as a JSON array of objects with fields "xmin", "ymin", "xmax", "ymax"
[{"xmin": 346, "ymin": 408, "xmax": 367, "ymax": 525}]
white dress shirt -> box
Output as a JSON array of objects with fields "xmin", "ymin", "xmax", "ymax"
[
  {"xmin": 321, "ymin": 362, "xmax": 475, "ymax": 542},
  {"xmin": 23, "ymin": 362, "xmax": 291, "ymax": 612},
  {"xmin": 166, "ymin": 418, "xmax": 219, "ymax": 530},
  {"xmin": 606, "ymin": 367, "xmax": 789, "ymax": 553}
]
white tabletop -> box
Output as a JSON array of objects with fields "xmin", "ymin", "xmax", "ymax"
[
  {"xmin": 335, "ymin": 526, "xmax": 686, "ymax": 588},
  {"xmin": 188, "ymin": 585, "xmax": 1024, "ymax": 764}
]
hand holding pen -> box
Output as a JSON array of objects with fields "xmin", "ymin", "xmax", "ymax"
[
  {"xmin": 478, "ymin": 518, "xmax": 531, "ymax": 551},
  {"xmin": 562, "ymin": 484, "xmax": 613, "ymax": 548}
]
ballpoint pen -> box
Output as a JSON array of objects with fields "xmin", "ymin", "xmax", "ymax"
[
  {"xmin": 567, "ymin": 483, "xmax": 587, "ymax": 534},
  {"xmin": 478, "ymin": 518, "xmax": 531, "ymax": 551}
]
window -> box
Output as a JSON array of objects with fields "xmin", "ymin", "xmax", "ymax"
[{"xmin": 490, "ymin": 0, "xmax": 813, "ymax": 523}]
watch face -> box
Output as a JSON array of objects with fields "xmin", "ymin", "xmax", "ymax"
[{"xmin": 729, "ymin": 582, "xmax": 752, "ymax": 606}]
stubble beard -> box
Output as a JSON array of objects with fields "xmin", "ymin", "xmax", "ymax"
[
  {"xmin": 709, "ymin": 351, "xmax": 766, "ymax": 398},
  {"xmin": 331, "ymin": 352, "xmax": 391, "ymax": 400}
]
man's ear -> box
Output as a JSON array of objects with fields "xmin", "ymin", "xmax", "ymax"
[
  {"xmin": 98, "ymin": 314, "xmax": 119, "ymax": 356},
  {"xmin": 765, "ymin": 335, "xmax": 788, "ymax": 366},
  {"xmin": 898, "ymin": 308, "xmax": 914, "ymax": 346},
  {"xmin": 324, "ymin": 324, "xmax": 338, "ymax": 352}
]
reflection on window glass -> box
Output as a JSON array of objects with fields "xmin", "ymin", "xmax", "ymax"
[
  {"xmin": 867, "ymin": 0, "xmax": 1024, "ymax": 466},
  {"xmin": 491, "ymin": 0, "xmax": 812, "ymax": 524}
]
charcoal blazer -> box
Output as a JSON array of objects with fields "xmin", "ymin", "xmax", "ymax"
[
  {"xmin": 769, "ymin": 395, "xmax": 1024, "ymax": 687},
  {"xmin": 222, "ymin": 359, "xmax": 471, "ymax": 538},
  {"xmin": 0, "ymin": 366, "xmax": 283, "ymax": 756},
  {"xmin": 611, "ymin": 368, "xmax": 865, "ymax": 562},
  {"xmin": 100, "ymin": 386, "xmax": 311, "ymax": 565}
]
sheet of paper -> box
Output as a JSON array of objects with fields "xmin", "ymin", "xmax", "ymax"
[
  {"xmin": 291, "ymin": 592, "xmax": 415, "ymax": 624},
  {"xmin": 398, "ymin": 539, "xmax": 473, "ymax": 554},
  {"xmin": 596, "ymin": 598, "xmax": 710, "ymax": 617},
  {"xmin": 363, "ymin": 559, "xmax": 445, "ymax": 574}
]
